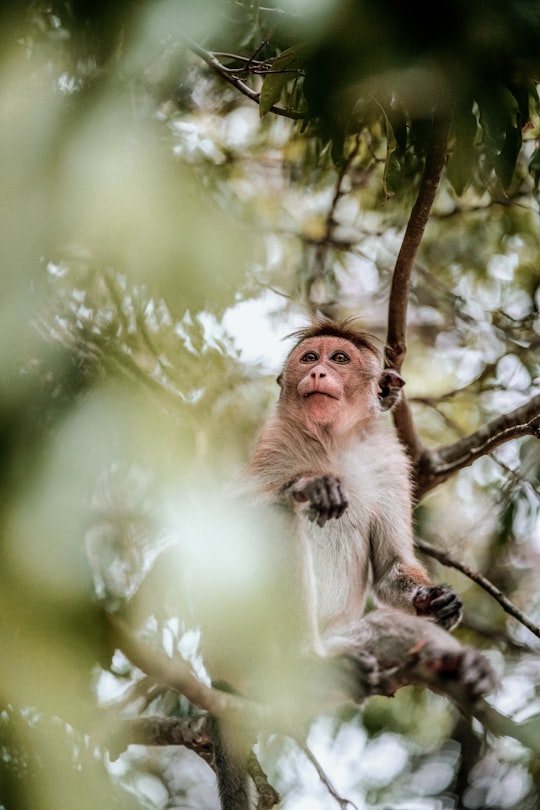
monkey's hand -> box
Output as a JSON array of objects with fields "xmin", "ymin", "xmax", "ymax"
[
  {"xmin": 413, "ymin": 584, "xmax": 463, "ymax": 631},
  {"xmin": 285, "ymin": 475, "xmax": 348, "ymax": 527}
]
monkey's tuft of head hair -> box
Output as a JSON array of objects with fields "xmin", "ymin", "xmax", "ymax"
[{"xmin": 286, "ymin": 317, "xmax": 382, "ymax": 361}]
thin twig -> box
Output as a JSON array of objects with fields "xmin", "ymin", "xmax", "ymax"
[
  {"xmin": 232, "ymin": 1, "xmax": 296, "ymax": 15},
  {"xmin": 187, "ymin": 40, "xmax": 304, "ymax": 120},
  {"xmin": 297, "ymin": 738, "xmax": 357, "ymax": 809},
  {"xmin": 415, "ymin": 538, "xmax": 540, "ymax": 640}
]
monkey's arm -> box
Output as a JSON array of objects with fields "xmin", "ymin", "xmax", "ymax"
[
  {"xmin": 369, "ymin": 519, "xmax": 463, "ymax": 630},
  {"xmin": 247, "ymin": 423, "xmax": 348, "ymax": 527}
]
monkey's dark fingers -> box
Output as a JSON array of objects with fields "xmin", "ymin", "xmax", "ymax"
[
  {"xmin": 432, "ymin": 603, "xmax": 463, "ymax": 631},
  {"xmin": 313, "ymin": 476, "xmax": 348, "ymax": 525},
  {"xmin": 413, "ymin": 585, "xmax": 463, "ymax": 631},
  {"xmin": 298, "ymin": 475, "xmax": 347, "ymax": 526},
  {"xmin": 325, "ymin": 476, "xmax": 348, "ymax": 520},
  {"xmin": 307, "ymin": 503, "xmax": 328, "ymax": 527},
  {"xmin": 308, "ymin": 478, "xmax": 333, "ymax": 526},
  {"xmin": 428, "ymin": 588, "xmax": 463, "ymax": 631}
]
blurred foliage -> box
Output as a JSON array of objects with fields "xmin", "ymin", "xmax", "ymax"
[{"xmin": 1, "ymin": 1, "xmax": 540, "ymax": 809}]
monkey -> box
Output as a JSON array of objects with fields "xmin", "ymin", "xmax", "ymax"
[
  {"xmin": 208, "ymin": 316, "xmax": 495, "ymax": 808},
  {"xmin": 246, "ymin": 319, "xmax": 459, "ymax": 642},
  {"xmin": 244, "ymin": 317, "xmax": 494, "ymax": 702}
]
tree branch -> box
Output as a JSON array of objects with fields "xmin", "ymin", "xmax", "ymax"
[
  {"xmin": 115, "ymin": 691, "xmax": 540, "ymax": 763},
  {"xmin": 384, "ymin": 113, "xmax": 452, "ymax": 463},
  {"xmin": 111, "ymin": 715, "xmax": 213, "ymax": 762},
  {"xmin": 385, "ymin": 113, "xmax": 452, "ymax": 372},
  {"xmin": 107, "ymin": 615, "xmax": 540, "ymax": 777},
  {"xmin": 187, "ymin": 40, "xmax": 305, "ymax": 120},
  {"xmin": 415, "ymin": 394, "xmax": 540, "ymax": 498},
  {"xmin": 472, "ymin": 702, "xmax": 540, "ymax": 756},
  {"xmin": 415, "ymin": 538, "xmax": 540, "ymax": 641},
  {"xmin": 108, "ymin": 617, "xmax": 263, "ymax": 723}
]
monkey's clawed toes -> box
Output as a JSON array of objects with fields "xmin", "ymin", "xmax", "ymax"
[
  {"xmin": 460, "ymin": 648, "xmax": 497, "ymax": 698},
  {"xmin": 305, "ymin": 651, "xmax": 379, "ymax": 705},
  {"xmin": 422, "ymin": 647, "xmax": 496, "ymax": 701},
  {"xmin": 329, "ymin": 651, "xmax": 380, "ymax": 703},
  {"xmin": 413, "ymin": 584, "xmax": 463, "ymax": 631},
  {"xmin": 299, "ymin": 475, "xmax": 348, "ymax": 527}
]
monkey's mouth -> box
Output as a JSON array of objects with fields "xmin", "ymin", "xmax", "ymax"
[{"xmin": 303, "ymin": 391, "xmax": 338, "ymax": 399}]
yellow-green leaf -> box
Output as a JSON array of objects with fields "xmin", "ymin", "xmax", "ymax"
[
  {"xmin": 259, "ymin": 44, "xmax": 306, "ymax": 118},
  {"xmin": 380, "ymin": 106, "xmax": 399, "ymax": 197}
]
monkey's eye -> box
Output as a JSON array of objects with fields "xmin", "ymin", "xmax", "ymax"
[
  {"xmin": 330, "ymin": 351, "xmax": 350, "ymax": 364},
  {"xmin": 300, "ymin": 351, "xmax": 319, "ymax": 363}
]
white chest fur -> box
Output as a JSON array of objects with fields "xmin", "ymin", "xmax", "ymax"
[{"xmin": 304, "ymin": 425, "xmax": 412, "ymax": 626}]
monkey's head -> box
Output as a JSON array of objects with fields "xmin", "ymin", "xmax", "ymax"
[{"xmin": 277, "ymin": 319, "xmax": 404, "ymax": 432}]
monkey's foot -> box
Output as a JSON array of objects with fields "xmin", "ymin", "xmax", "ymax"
[
  {"xmin": 327, "ymin": 651, "xmax": 380, "ymax": 704},
  {"xmin": 421, "ymin": 647, "xmax": 496, "ymax": 701},
  {"xmin": 413, "ymin": 584, "xmax": 463, "ymax": 631}
]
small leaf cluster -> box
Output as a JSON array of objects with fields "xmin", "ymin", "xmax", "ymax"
[{"xmin": 253, "ymin": 0, "xmax": 540, "ymax": 199}]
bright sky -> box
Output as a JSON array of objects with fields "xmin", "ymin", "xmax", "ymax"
[{"xmin": 222, "ymin": 290, "xmax": 307, "ymax": 372}]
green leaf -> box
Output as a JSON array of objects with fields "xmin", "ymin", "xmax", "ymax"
[
  {"xmin": 259, "ymin": 72, "xmax": 289, "ymax": 117},
  {"xmin": 447, "ymin": 106, "xmax": 478, "ymax": 196},
  {"xmin": 528, "ymin": 81, "xmax": 540, "ymax": 119},
  {"xmin": 259, "ymin": 44, "xmax": 306, "ymax": 118},
  {"xmin": 477, "ymin": 85, "xmax": 517, "ymax": 155},
  {"xmin": 528, "ymin": 146, "xmax": 540, "ymax": 190},
  {"xmin": 380, "ymin": 105, "xmax": 400, "ymax": 198},
  {"xmin": 384, "ymin": 152, "xmax": 401, "ymax": 198},
  {"xmin": 495, "ymin": 124, "xmax": 522, "ymax": 189}
]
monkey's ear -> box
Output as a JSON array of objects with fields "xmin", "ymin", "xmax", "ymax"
[
  {"xmin": 277, "ymin": 373, "xmax": 284, "ymax": 389},
  {"xmin": 377, "ymin": 370, "xmax": 405, "ymax": 411}
]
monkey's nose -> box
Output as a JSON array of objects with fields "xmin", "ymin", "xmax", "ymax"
[{"xmin": 310, "ymin": 366, "xmax": 326, "ymax": 379}]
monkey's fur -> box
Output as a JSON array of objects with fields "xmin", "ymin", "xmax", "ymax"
[
  {"xmin": 216, "ymin": 319, "xmax": 495, "ymax": 809},
  {"xmin": 247, "ymin": 319, "xmax": 465, "ymax": 643}
]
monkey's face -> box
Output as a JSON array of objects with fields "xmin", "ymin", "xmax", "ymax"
[{"xmin": 280, "ymin": 336, "xmax": 381, "ymax": 430}]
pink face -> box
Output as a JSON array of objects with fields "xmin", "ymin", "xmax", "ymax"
[{"xmin": 281, "ymin": 335, "xmax": 381, "ymax": 429}]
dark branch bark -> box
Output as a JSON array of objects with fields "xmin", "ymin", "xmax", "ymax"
[
  {"xmin": 385, "ymin": 114, "xmax": 452, "ymax": 372},
  {"xmin": 111, "ymin": 715, "xmax": 213, "ymax": 761},
  {"xmin": 108, "ymin": 615, "xmax": 540, "ymax": 758},
  {"xmin": 414, "ymin": 394, "xmax": 540, "ymax": 498},
  {"xmin": 384, "ymin": 113, "xmax": 452, "ymax": 463},
  {"xmin": 415, "ymin": 538, "xmax": 540, "ymax": 641}
]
